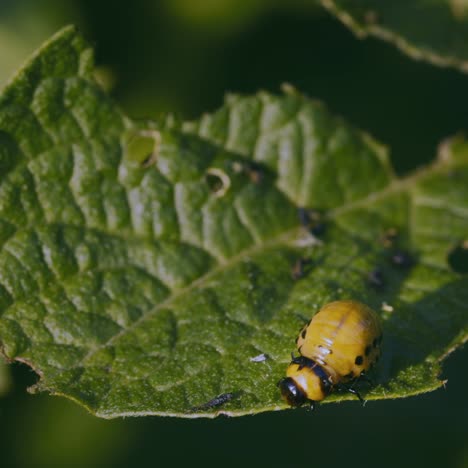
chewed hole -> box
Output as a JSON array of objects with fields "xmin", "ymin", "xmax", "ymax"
[
  {"xmin": 447, "ymin": 241, "xmax": 468, "ymax": 273},
  {"xmin": 123, "ymin": 129, "xmax": 160, "ymax": 167},
  {"xmin": 205, "ymin": 168, "xmax": 231, "ymax": 197}
]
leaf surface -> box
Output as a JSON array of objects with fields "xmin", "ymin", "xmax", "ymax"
[{"xmin": 0, "ymin": 27, "xmax": 466, "ymax": 418}]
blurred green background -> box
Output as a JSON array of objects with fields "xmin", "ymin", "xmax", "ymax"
[{"xmin": 0, "ymin": 1, "xmax": 467, "ymax": 467}]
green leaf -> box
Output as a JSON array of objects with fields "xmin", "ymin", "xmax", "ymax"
[
  {"xmin": 0, "ymin": 357, "xmax": 11, "ymax": 396},
  {"xmin": 321, "ymin": 0, "xmax": 468, "ymax": 72},
  {"xmin": 0, "ymin": 27, "xmax": 467, "ymax": 419}
]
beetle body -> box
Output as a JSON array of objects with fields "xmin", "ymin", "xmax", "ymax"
[{"xmin": 279, "ymin": 300, "xmax": 382, "ymax": 407}]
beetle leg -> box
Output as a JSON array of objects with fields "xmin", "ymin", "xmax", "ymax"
[
  {"xmin": 347, "ymin": 387, "xmax": 366, "ymax": 406},
  {"xmin": 359, "ymin": 371, "xmax": 374, "ymax": 385}
]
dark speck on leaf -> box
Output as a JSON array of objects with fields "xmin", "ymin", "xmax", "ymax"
[
  {"xmin": 311, "ymin": 223, "xmax": 326, "ymax": 236},
  {"xmin": 390, "ymin": 250, "xmax": 414, "ymax": 269},
  {"xmin": 291, "ymin": 258, "xmax": 311, "ymax": 280},
  {"xmin": 247, "ymin": 167, "xmax": 263, "ymax": 184},
  {"xmin": 297, "ymin": 208, "xmax": 325, "ymax": 236},
  {"xmin": 298, "ymin": 207, "xmax": 312, "ymax": 227},
  {"xmin": 367, "ymin": 268, "xmax": 385, "ymax": 289},
  {"xmin": 189, "ymin": 392, "xmax": 240, "ymax": 413},
  {"xmin": 232, "ymin": 161, "xmax": 264, "ymax": 184},
  {"xmin": 447, "ymin": 241, "xmax": 468, "ymax": 274}
]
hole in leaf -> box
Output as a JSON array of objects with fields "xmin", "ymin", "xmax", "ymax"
[
  {"xmin": 448, "ymin": 241, "xmax": 468, "ymax": 273},
  {"xmin": 205, "ymin": 168, "xmax": 231, "ymax": 197},
  {"xmin": 123, "ymin": 129, "xmax": 160, "ymax": 167}
]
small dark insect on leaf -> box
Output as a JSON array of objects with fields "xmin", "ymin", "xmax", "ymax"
[
  {"xmin": 298, "ymin": 207, "xmax": 320, "ymax": 226},
  {"xmin": 390, "ymin": 250, "xmax": 414, "ymax": 269},
  {"xmin": 231, "ymin": 161, "xmax": 264, "ymax": 184},
  {"xmin": 298, "ymin": 207, "xmax": 311, "ymax": 227},
  {"xmin": 298, "ymin": 208, "xmax": 326, "ymax": 236},
  {"xmin": 246, "ymin": 166, "xmax": 263, "ymax": 184},
  {"xmin": 189, "ymin": 392, "xmax": 240, "ymax": 413},
  {"xmin": 291, "ymin": 258, "xmax": 311, "ymax": 280},
  {"xmin": 310, "ymin": 223, "xmax": 326, "ymax": 236},
  {"xmin": 367, "ymin": 268, "xmax": 385, "ymax": 289}
]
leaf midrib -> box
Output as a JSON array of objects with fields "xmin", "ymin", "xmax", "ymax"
[{"xmin": 77, "ymin": 226, "xmax": 303, "ymax": 367}]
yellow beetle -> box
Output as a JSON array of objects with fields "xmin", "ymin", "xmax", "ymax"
[{"xmin": 278, "ymin": 300, "xmax": 382, "ymax": 409}]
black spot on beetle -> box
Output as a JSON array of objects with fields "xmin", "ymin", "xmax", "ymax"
[
  {"xmin": 301, "ymin": 329, "xmax": 307, "ymax": 339},
  {"xmin": 355, "ymin": 356, "xmax": 364, "ymax": 366},
  {"xmin": 365, "ymin": 345, "xmax": 371, "ymax": 356}
]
